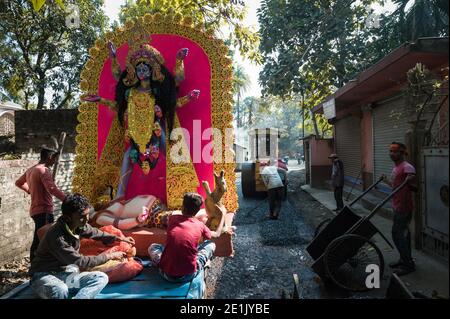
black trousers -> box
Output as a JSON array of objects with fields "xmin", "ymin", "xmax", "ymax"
[
  {"xmin": 392, "ymin": 212, "xmax": 414, "ymax": 268},
  {"xmin": 30, "ymin": 213, "xmax": 54, "ymax": 261},
  {"xmin": 334, "ymin": 186, "xmax": 344, "ymax": 210},
  {"xmin": 268, "ymin": 187, "xmax": 284, "ymax": 217}
]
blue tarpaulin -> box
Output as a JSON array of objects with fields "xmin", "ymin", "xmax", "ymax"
[{"xmin": 7, "ymin": 266, "xmax": 205, "ymax": 299}]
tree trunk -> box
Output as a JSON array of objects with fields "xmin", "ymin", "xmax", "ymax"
[
  {"xmin": 36, "ymin": 83, "xmax": 46, "ymax": 110},
  {"xmin": 24, "ymin": 90, "xmax": 30, "ymax": 110},
  {"xmin": 56, "ymin": 91, "xmax": 73, "ymax": 109},
  {"xmin": 248, "ymin": 99, "xmax": 253, "ymax": 126},
  {"xmin": 236, "ymin": 92, "xmax": 241, "ymax": 127}
]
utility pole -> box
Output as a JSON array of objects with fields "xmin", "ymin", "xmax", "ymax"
[{"xmin": 302, "ymin": 92, "xmax": 305, "ymax": 158}]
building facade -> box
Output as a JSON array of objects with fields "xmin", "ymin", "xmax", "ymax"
[{"xmin": 312, "ymin": 37, "xmax": 449, "ymax": 259}]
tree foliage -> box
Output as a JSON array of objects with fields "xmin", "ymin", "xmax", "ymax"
[
  {"xmin": 0, "ymin": 0, "xmax": 108, "ymax": 109},
  {"xmin": 259, "ymin": 0, "xmax": 377, "ymax": 96},
  {"xmin": 234, "ymin": 94, "xmax": 331, "ymax": 155},
  {"xmin": 258, "ymin": 0, "xmax": 448, "ymax": 137},
  {"xmin": 365, "ymin": 0, "xmax": 449, "ymax": 64},
  {"xmin": 119, "ymin": 0, "xmax": 262, "ymax": 63},
  {"xmin": 233, "ymin": 64, "xmax": 251, "ymax": 127}
]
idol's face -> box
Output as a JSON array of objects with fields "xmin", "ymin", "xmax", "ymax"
[
  {"xmin": 155, "ymin": 105, "xmax": 163, "ymax": 118},
  {"xmin": 141, "ymin": 161, "xmax": 150, "ymax": 175},
  {"xmin": 136, "ymin": 63, "xmax": 151, "ymax": 81}
]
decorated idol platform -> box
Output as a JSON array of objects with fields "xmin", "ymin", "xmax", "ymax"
[{"xmin": 6, "ymin": 13, "xmax": 238, "ymax": 300}]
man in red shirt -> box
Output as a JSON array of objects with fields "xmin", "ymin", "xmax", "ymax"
[
  {"xmin": 148, "ymin": 192, "xmax": 226, "ymax": 282},
  {"xmin": 382, "ymin": 142, "xmax": 417, "ymax": 276},
  {"xmin": 15, "ymin": 147, "xmax": 67, "ymax": 261}
]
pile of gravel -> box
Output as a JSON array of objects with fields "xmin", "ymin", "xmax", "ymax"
[{"xmin": 0, "ymin": 257, "xmax": 30, "ymax": 296}]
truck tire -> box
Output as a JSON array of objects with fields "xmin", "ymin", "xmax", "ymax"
[{"xmin": 241, "ymin": 163, "xmax": 256, "ymax": 198}]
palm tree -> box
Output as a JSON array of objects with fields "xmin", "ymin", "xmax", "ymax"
[{"xmin": 233, "ymin": 64, "xmax": 251, "ymax": 128}]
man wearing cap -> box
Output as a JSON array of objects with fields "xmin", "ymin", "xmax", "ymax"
[
  {"xmin": 382, "ymin": 142, "xmax": 417, "ymax": 276},
  {"xmin": 15, "ymin": 147, "xmax": 67, "ymax": 261},
  {"xmin": 329, "ymin": 153, "xmax": 344, "ymax": 211}
]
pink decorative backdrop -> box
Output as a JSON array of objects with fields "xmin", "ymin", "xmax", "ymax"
[{"xmin": 97, "ymin": 35, "xmax": 213, "ymax": 204}]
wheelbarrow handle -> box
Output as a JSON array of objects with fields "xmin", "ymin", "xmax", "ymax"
[
  {"xmin": 365, "ymin": 178, "xmax": 410, "ymax": 221},
  {"xmin": 346, "ymin": 178, "xmax": 410, "ymax": 235},
  {"xmin": 344, "ymin": 178, "xmax": 410, "ymax": 249},
  {"xmin": 348, "ymin": 176, "xmax": 384, "ymax": 207}
]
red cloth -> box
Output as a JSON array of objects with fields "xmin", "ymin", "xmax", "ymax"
[
  {"xmin": 104, "ymin": 259, "xmax": 143, "ymax": 283},
  {"xmin": 159, "ymin": 215, "xmax": 211, "ymax": 277},
  {"xmin": 80, "ymin": 226, "xmax": 143, "ymax": 283},
  {"xmin": 79, "ymin": 225, "xmax": 131, "ymax": 256},
  {"xmin": 15, "ymin": 164, "xmax": 66, "ymax": 216},
  {"xmin": 391, "ymin": 161, "xmax": 416, "ymax": 213}
]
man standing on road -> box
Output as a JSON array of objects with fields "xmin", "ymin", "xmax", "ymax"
[
  {"xmin": 15, "ymin": 147, "xmax": 67, "ymax": 261},
  {"xmin": 382, "ymin": 142, "xmax": 417, "ymax": 276},
  {"xmin": 261, "ymin": 160, "xmax": 287, "ymax": 220},
  {"xmin": 329, "ymin": 154, "xmax": 344, "ymax": 211}
]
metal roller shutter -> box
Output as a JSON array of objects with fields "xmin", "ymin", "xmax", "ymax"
[
  {"xmin": 373, "ymin": 95, "xmax": 411, "ymax": 182},
  {"xmin": 335, "ymin": 116, "xmax": 362, "ymax": 180}
]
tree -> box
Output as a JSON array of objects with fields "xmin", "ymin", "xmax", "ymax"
[
  {"xmin": 259, "ymin": 0, "xmax": 449, "ymax": 97},
  {"xmin": 392, "ymin": 0, "xmax": 448, "ymax": 41},
  {"xmin": 366, "ymin": 0, "xmax": 449, "ymax": 63},
  {"xmin": 233, "ymin": 64, "xmax": 251, "ymax": 128},
  {"xmin": 260, "ymin": 0, "xmax": 386, "ymax": 96},
  {"xmin": 258, "ymin": 0, "xmax": 447, "ymax": 139},
  {"xmin": 119, "ymin": 0, "xmax": 262, "ymax": 63},
  {"xmin": 241, "ymin": 96, "xmax": 258, "ymax": 127},
  {"xmin": 254, "ymin": 94, "xmax": 312, "ymax": 155},
  {"xmin": 0, "ymin": 0, "xmax": 108, "ymax": 109}
]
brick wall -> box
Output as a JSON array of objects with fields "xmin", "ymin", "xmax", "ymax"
[
  {"xmin": 0, "ymin": 154, "xmax": 75, "ymax": 263},
  {"xmin": 14, "ymin": 109, "xmax": 78, "ymax": 154}
]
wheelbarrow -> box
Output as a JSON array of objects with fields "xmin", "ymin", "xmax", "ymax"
[{"xmin": 306, "ymin": 177, "xmax": 410, "ymax": 291}]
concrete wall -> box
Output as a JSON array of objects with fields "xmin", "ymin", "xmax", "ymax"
[
  {"xmin": 0, "ymin": 153, "xmax": 75, "ymax": 263},
  {"xmin": 0, "ymin": 159, "xmax": 35, "ymax": 263},
  {"xmin": 309, "ymin": 137, "xmax": 334, "ymax": 166},
  {"xmin": 15, "ymin": 109, "xmax": 78, "ymax": 154},
  {"xmin": 308, "ymin": 137, "xmax": 334, "ymax": 189}
]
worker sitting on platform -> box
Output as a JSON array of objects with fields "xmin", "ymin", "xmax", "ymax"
[{"xmin": 148, "ymin": 192, "xmax": 226, "ymax": 283}]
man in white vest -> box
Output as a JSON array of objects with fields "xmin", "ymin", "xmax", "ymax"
[{"xmin": 260, "ymin": 160, "xmax": 287, "ymax": 220}]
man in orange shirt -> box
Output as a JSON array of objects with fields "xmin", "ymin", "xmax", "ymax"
[{"xmin": 15, "ymin": 147, "xmax": 67, "ymax": 261}]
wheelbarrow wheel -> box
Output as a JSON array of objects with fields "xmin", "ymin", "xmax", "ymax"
[
  {"xmin": 323, "ymin": 234, "xmax": 384, "ymax": 292},
  {"xmin": 314, "ymin": 218, "xmax": 332, "ymax": 238}
]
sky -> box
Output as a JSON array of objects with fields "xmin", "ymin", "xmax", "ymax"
[{"xmin": 103, "ymin": 0, "xmax": 399, "ymax": 99}]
